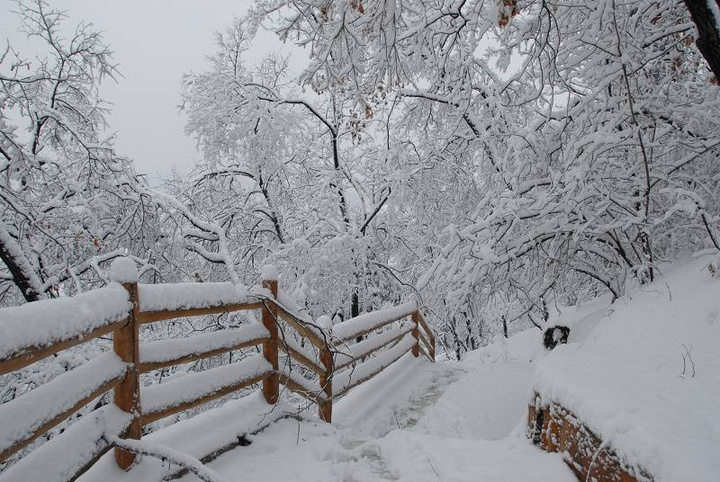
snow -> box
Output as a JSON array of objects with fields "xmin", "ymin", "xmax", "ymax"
[
  {"xmin": 105, "ymin": 435, "xmax": 230, "ymax": 482},
  {"xmin": 260, "ymin": 264, "xmax": 279, "ymax": 281},
  {"xmin": 0, "ymin": 405, "xmax": 132, "ymax": 482},
  {"xmin": 370, "ymin": 429, "xmax": 571, "ymax": 481},
  {"xmin": 335, "ymin": 321, "xmax": 414, "ymax": 369},
  {"xmin": 413, "ymin": 334, "xmax": 543, "ymax": 441},
  {"xmin": 273, "ymin": 293, "xmax": 326, "ymax": 341},
  {"xmin": 333, "ymin": 334, "xmax": 417, "ymax": 396},
  {"xmin": 0, "ymin": 284, "xmax": 131, "ymax": 361},
  {"xmin": 279, "ymin": 363, "xmax": 325, "ymax": 401},
  {"xmin": 161, "ymin": 330, "xmax": 573, "ymax": 482},
  {"xmin": 142, "ymin": 354, "xmax": 273, "ymax": 416},
  {"xmin": 79, "ymin": 392, "xmax": 292, "ymax": 482},
  {"xmin": 0, "ymin": 352, "xmax": 129, "ymax": 457},
  {"xmin": 278, "ymin": 333, "xmax": 322, "ymax": 372},
  {"xmin": 315, "ymin": 314, "xmax": 332, "ymax": 330},
  {"xmin": 109, "ymin": 257, "xmax": 138, "ymax": 284},
  {"xmin": 138, "ymin": 282, "xmax": 260, "ymax": 312},
  {"xmin": 0, "ymin": 221, "xmax": 45, "ymax": 300},
  {"xmin": 332, "ymin": 301, "xmax": 417, "ymax": 341},
  {"xmin": 141, "ymin": 324, "xmax": 270, "ymax": 365},
  {"xmin": 275, "ymin": 293, "xmax": 317, "ymax": 328},
  {"xmin": 532, "ymin": 255, "xmax": 720, "ymax": 481}
]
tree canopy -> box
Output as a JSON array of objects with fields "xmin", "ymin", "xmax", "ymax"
[{"xmin": 2, "ymin": 0, "xmax": 719, "ymax": 358}]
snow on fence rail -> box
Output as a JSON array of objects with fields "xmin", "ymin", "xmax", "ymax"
[
  {"xmin": 333, "ymin": 334, "xmax": 417, "ymax": 397},
  {"xmin": 141, "ymin": 355, "xmax": 273, "ymax": 425},
  {"xmin": 332, "ymin": 301, "xmax": 417, "ymax": 340},
  {"xmin": 139, "ymin": 324, "xmax": 270, "ymax": 372},
  {"xmin": 0, "ymin": 284, "xmax": 131, "ymax": 376},
  {"xmin": 334, "ymin": 321, "xmax": 415, "ymax": 370},
  {"xmin": 137, "ymin": 282, "xmax": 263, "ymax": 324},
  {"xmin": 0, "ymin": 352, "xmax": 129, "ymax": 462},
  {"xmin": 0, "ymin": 258, "xmax": 435, "ymax": 482}
]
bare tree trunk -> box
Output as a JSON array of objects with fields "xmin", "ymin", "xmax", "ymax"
[
  {"xmin": 684, "ymin": 0, "xmax": 720, "ymax": 79},
  {"xmin": 352, "ymin": 287, "xmax": 361, "ymax": 342},
  {"xmin": 0, "ymin": 222, "xmax": 45, "ymax": 302},
  {"xmin": 257, "ymin": 169, "xmax": 285, "ymax": 244}
]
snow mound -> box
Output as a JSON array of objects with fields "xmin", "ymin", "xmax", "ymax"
[
  {"xmin": 109, "ymin": 257, "xmax": 138, "ymax": 284},
  {"xmin": 533, "ymin": 255, "xmax": 720, "ymax": 481}
]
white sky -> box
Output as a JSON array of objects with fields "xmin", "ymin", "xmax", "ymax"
[{"xmin": 1, "ymin": 0, "xmax": 282, "ymax": 183}]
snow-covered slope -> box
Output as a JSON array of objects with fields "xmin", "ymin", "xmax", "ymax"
[{"xmin": 533, "ymin": 254, "xmax": 720, "ymax": 481}]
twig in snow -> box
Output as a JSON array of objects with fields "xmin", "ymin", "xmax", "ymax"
[
  {"xmin": 102, "ymin": 434, "xmax": 229, "ymax": 482},
  {"xmin": 680, "ymin": 344, "xmax": 696, "ymax": 378},
  {"xmin": 427, "ymin": 457, "xmax": 440, "ymax": 478},
  {"xmin": 586, "ymin": 439, "xmax": 609, "ymax": 482}
]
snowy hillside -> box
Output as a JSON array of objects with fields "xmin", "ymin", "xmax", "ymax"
[{"xmin": 533, "ymin": 254, "xmax": 720, "ymax": 481}]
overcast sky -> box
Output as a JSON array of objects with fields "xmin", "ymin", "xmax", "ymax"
[{"xmin": 1, "ymin": 0, "xmax": 286, "ymax": 183}]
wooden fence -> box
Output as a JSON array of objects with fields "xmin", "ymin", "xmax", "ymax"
[
  {"xmin": 0, "ymin": 261, "xmax": 435, "ymax": 481},
  {"xmin": 527, "ymin": 393, "xmax": 650, "ymax": 481}
]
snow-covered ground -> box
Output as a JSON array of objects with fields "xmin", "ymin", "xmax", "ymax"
[
  {"xmin": 176, "ymin": 350, "xmax": 572, "ymax": 482},
  {"xmin": 81, "ymin": 334, "xmax": 571, "ymax": 482}
]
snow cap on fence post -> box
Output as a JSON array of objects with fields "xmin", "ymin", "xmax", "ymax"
[
  {"xmin": 409, "ymin": 294, "xmax": 420, "ymax": 312},
  {"xmin": 260, "ymin": 264, "xmax": 279, "ymax": 282},
  {"xmin": 317, "ymin": 315, "xmax": 333, "ymax": 333},
  {"xmin": 110, "ymin": 257, "xmax": 139, "ymax": 284}
]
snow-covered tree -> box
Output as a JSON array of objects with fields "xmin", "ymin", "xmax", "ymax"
[
  {"xmin": 238, "ymin": 0, "xmax": 720, "ymax": 355},
  {"xmin": 0, "ymin": 0, "xmax": 158, "ymax": 304},
  {"xmin": 173, "ymin": 17, "xmax": 408, "ymax": 320}
]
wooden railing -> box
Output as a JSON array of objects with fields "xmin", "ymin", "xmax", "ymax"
[{"xmin": 0, "ymin": 259, "xmax": 435, "ymax": 481}]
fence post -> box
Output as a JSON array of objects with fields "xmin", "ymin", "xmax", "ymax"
[
  {"xmin": 319, "ymin": 345, "xmax": 333, "ymax": 423},
  {"xmin": 261, "ymin": 270, "xmax": 280, "ymax": 404},
  {"xmin": 411, "ymin": 311, "xmax": 420, "ymax": 358},
  {"xmin": 430, "ymin": 332, "xmax": 436, "ymax": 361},
  {"xmin": 110, "ymin": 258, "xmax": 142, "ymax": 470}
]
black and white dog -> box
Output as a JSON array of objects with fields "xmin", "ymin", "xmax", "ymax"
[{"xmin": 543, "ymin": 325, "xmax": 570, "ymax": 350}]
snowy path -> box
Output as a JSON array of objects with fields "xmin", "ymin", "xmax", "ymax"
[{"xmin": 175, "ymin": 335, "xmax": 574, "ymax": 482}]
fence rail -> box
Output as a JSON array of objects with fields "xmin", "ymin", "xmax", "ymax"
[{"xmin": 0, "ymin": 258, "xmax": 435, "ymax": 481}]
